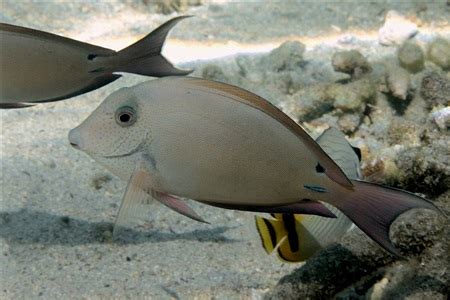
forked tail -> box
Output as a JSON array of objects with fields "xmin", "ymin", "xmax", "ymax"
[
  {"xmin": 116, "ymin": 16, "xmax": 192, "ymax": 77},
  {"xmin": 333, "ymin": 180, "xmax": 440, "ymax": 255}
]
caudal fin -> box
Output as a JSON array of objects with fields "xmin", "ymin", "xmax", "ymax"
[
  {"xmin": 116, "ymin": 16, "xmax": 192, "ymax": 77},
  {"xmin": 334, "ymin": 180, "xmax": 440, "ymax": 255}
]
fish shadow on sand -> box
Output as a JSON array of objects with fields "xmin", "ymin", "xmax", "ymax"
[{"xmin": 0, "ymin": 209, "xmax": 239, "ymax": 246}]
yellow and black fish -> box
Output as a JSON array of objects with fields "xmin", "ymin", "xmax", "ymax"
[{"xmin": 255, "ymin": 128, "xmax": 361, "ymax": 262}]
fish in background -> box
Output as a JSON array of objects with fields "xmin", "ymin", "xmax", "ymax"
[
  {"xmin": 255, "ymin": 128, "xmax": 360, "ymax": 262},
  {"xmin": 0, "ymin": 16, "xmax": 191, "ymax": 108},
  {"xmin": 68, "ymin": 77, "xmax": 439, "ymax": 256}
]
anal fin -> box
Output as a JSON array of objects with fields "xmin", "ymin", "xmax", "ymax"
[
  {"xmin": 152, "ymin": 191, "xmax": 208, "ymax": 223},
  {"xmin": 202, "ymin": 199, "xmax": 337, "ymax": 218}
]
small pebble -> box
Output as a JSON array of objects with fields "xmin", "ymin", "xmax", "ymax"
[
  {"xmin": 266, "ymin": 41, "xmax": 305, "ymax": 71},
  {"xmin": 428, "ymin": 38, "xmax": 450, "ymax": 70},
  {"xmin": 398, "ymin": 41, "xmax": 424, "ymax": 73},
  {"xmin": 385, "ymin": 65, "xmax": 411, "ymax": 100},
  {"xmin": 378, "ymin": 10, "xmax": 418, "ymax": 46},
  {"xmin": 420, "ymin": 72, "xmax": 450, "ymax": 108},
  {"xmin": 328, "ymin": 79, "xmax": 376, "ymax": 112},
  {"xmin": 430, "ymin": 106, "xmax": 450, "ymax": 129},
  {"xmin": 332, "ymin": 50, "xmax": 372, "ymax": 79}
]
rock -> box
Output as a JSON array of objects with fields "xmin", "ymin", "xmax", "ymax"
[
  {"xmin": 378, "ymin": 10, "xmax": 418, "ymax": 46},
  {"xmin": 430, "ymin": 106, "xmax": 450, "ymax": 130},
  {"xmin": 387, "ymin": 119, "xmax": 421, "ymax": 146},
  {"xmin": 394, "ymin": 145, "xmax": 450, "ymax": 197},
  {"xmin": 263, "ymin": 245, "xmax": 385, "ymax": 300},
  {"xmin": 332, "ymin": 50, "xmax": 372, "ymax": 79},
  {"xmin": 385, "ymin": 65, "xmax": 411, "ymax": 100},
  {"xmin": 328, "ymin": 78, "xmax": 376, "ymax": 112},
  {"xmin": 428, "ymin": 38, "xmax": 450, "ymax": 70},
  {"xmin": 201, "ymin": 64, "xmax": 229, "ymax": 83},
  {"xmin": 286, "ymin": 78, "xmax": 376, "ymax": 121},
  {"xmin": 398, "ymin": 41, "xmax": 425, "ymax": 73},
  {"xmin": 265, "ymin": 41, "xmax": 305, "ymax": 72},
  {"xmin": 390, "ymin": 209, "xmax": 443, "ymax": 255},
  {"xmin": 420, "ymin": 72, "xmax": 450, "ymax": 108},
  {"xmin": 286, "ymin": 83, "xmax": 333, "ymax": 121},
  {"xmin": 155, "ymin": 0, "xmax": 203, "ymax": 14},
  {"xmin": 337, "ymin": 112, "xmax": 362, "ymax": 134}
]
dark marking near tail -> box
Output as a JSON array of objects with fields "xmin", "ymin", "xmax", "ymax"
[
  {"xmin": 352, "ymin": 146, "xmax": 362, "ymax": 162},
  {"xmin": 282, "ymin": 214, "xmax": 299, "ymax": 252},
  {"xmin": 316, "ymin": 163, "xmax": 325, "ymax": 173},
  {"xmin": 89, "ymin": 67, "xmax": 106, "ymax": 73},
  {"xmin": 87, "ymin": 54, "xmax": 97, "ymax": 60},
  {"xmin": 304, "ymin": 185, "xmax": 327, "ymax": 193},
  {"xmin": 263, "ymin": 218, "xmax": 277, "ymax": 247}
]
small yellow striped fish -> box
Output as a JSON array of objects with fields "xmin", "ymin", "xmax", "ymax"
[{"xmin": 255, "ymin": 128, "xmax": 361, "ymax": 262}]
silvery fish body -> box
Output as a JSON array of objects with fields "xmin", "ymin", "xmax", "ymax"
[
  {"xmin": 0, "ymin": 17, "xmax": 190, "ymax": 108},
  {"xmin": 69, "ymin": 77, "xmax": 439, "ymax": 255}
]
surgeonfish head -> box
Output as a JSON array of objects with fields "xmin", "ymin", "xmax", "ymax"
[
  {"xmin": 255, "ymin": 128, "xmax": 359, "ymax": 262},
  {"xmin": 69, "ymin": 77, "xmax": 440, "ymax": 255},
  {"xmin": 0, "ymin": 16, "xmax": 191, "ymax": 108}
]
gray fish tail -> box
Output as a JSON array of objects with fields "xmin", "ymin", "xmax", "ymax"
[
  {"xmin": 331, "ymin": 180, "xmax": 440, "ymax": 256},
  {"xmin": 115, "ymin": 16, "xmax": 192, "ymax": 77}
]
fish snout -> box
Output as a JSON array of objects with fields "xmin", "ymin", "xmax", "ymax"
[{"xmin": 68, "ymin": 128, "xmax": 82, "ymax": 150}]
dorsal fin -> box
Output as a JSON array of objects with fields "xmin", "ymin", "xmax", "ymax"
[
  {"xmin": 316, "ymin": 127, "xmax": 361, "ymax": 179},
  {"xmin": 352, "ymin": 146, "xmax": 362, "ymax": 162},
  {"xmin": 179, "ymin": 77, "xmax": 353, "ymax": 189}
]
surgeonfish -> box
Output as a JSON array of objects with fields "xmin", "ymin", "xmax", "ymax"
[
  {"xmin": 0, "ymin": 17, "xmax": 190, "ymax": 108},
  {"xmin": 255, "ymin": 128, "xmax": 360, "ymax": 262},
  {"xmin": 68, "ymin": 77, "xmax": 439, "ymax": 255}
]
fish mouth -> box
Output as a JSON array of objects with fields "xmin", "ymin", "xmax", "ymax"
[{"xmin": 103, "ymin": 133, "xmax": 148, "ymax": 159}]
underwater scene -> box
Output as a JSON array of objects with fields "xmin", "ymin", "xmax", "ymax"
[{"xmin": 0, "ymin": 1, "xmax": 449, "ymax": 299}]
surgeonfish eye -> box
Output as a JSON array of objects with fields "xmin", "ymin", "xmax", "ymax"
[{"xmin": 115, "ymin": 106, "xmax": 137, "ymax": 127}]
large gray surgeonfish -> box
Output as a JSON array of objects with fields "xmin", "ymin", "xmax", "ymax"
[
  {"xmin": 68, "ymin": 77, "xmax": 441, "ymax": 256},
  {"xmin": 0, "ymin": 16, "xmax": 190, "ymax": 108}
]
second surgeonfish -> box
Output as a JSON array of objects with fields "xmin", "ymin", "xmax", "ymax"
[
  {"xmin": 0, "ymin": 17, "xmax": 190, "ymax": 108},
  {"xmin": 68, "ymin": 77, "xmax": 439, "ymax": 256},
  {"xmin": 255, "ymin": 128, "xmax": 360, "ymax": 262}
]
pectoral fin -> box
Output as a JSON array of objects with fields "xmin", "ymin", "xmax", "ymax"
[
  {"xmin": 152, "ymin": 191, "xmax": 208, "ymax": 223},
  {"xmin": 114, "ymin": 155, "xmax": 206, "ymax": 236},
  {"xmin": 113, "ymin": 157, "xmax": 154, "ymax": 237}
]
